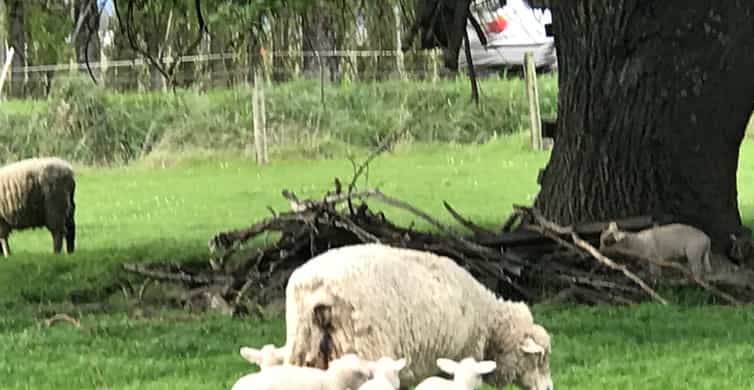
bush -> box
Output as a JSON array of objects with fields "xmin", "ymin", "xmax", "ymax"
[{"xmin": 1, "ymin": 74, "xmax": 558, "ymax": 165}]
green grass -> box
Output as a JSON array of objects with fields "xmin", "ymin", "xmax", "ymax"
[
  {"xmin": 3, "ymin": 304, "xmax": 754, "ymax": 389},
  {"xmin": 2, "ymin": 134, "xmax": 754, "ymax": 389}
]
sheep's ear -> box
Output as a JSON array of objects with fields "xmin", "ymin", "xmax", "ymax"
[
  {"xmin": 606, "ymin": 222, "xmax": 619, "ymax": 232},
  {"xmin": 474, "ymin": 361, "xmax": 497, "ymax": 375},
  {"xmin": 520, "ymin": 337, "xmax": 545, "ymax": 355},
  {"xmin": 240, "ymin": 347, "xmax": 262, "ymax": 364},
  {"xmin": 436, "ymin": 358, "xmax": 459, "ymax": 374},
  {"xmin": 393, "ymin": 358, "xmax": 407, "ymax": 371}
]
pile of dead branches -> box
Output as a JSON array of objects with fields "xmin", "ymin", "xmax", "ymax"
[{"xmin": 122, "ymin": 180, "xmax": 754, "ymax": 315}]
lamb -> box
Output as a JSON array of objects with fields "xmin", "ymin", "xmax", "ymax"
[
  {"xmin": 282, "ymin": 243, "xmax": 553, "ymax": 390},
  {"xmin": 358, "ymin": 357, "xmax": 407, "ymax": 390},
  {"xmin": 0, "ymin": 157, "xmax": 76, "ymax": 257},
  {"xmin": 239, "ymin": 344, "xmax": 286, "ymax": 369},
  {"xmin": 230, "ymin": 353, "xmax": 371, "ymax": 390},
  {"xmin": 599, "ymin": 221, "xmax": 713, "ymax": 279},
  {"xmin": 414, "ymin": 357, "xmax": 497, "ymax": 390}
]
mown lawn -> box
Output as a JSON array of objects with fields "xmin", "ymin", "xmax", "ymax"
[{"xmin": 2, "ymin": 134, "xmax": 754, "ymax": 389}]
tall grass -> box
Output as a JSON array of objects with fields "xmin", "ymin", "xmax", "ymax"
[{"xmin": 1, "ymin": 74, "xmax": 558, "ymax": 165}]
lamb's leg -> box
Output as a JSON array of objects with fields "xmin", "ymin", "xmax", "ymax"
[
  {"xmin": 702, "ymin": 248, "xmax": 713, "ymax": 274},
  {"xmin": 687, "ymin": 246, "xmax": 711, "ymax": 281}
]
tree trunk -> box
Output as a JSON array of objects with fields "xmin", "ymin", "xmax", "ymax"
[
  {"xmin": 301, "ymin": 3, "xmax": 336, "ymax": 81},
  {"xmin": 535, "ymin": 1, "xmax": 754, "ymax": 252},
  {"xmin": 6, "ymin": 0, "xmax": 23, "ymax": 97},
  {"xmin": 73, "ymin": 0, "xmax": 100, "ymax": 66},
  {"xmin": 145, "ymin": 30, "xmax": 164, "ymax": 90},
  {"xmin": 0, "ymin": 0, "xmax": 6, "ymax": 74}
]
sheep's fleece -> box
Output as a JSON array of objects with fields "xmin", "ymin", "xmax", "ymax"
[
  {"xmin": 284, "ymin": 243, "xmax": 553, "ymax": 390},
  {"xmin": 0, "ymin": 157, "xmax": 76, "ymax": 256}
]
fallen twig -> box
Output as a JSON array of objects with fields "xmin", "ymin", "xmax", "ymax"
[
  {"xmin": 42, "ymin": 313, "xmax": 81, "ymax": 328},
  {"xmin": 608, "ymin": 248, "xmax": 741, "ymax": 305},
  {"xmin": 443, "ymin": 201, "xmax": 499, "ymax": 241},
  {"xmin": 571, "ymin": 233, "xmax": 668, "ymax": 305}
]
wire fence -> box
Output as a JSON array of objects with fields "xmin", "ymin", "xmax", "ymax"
[{"xmin": 1, "ymin": 49, "xmax": 456, "ymax": 99}]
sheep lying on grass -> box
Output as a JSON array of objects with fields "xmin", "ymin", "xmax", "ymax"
[
  {"xmin": 0, "ymin": 157, "xmax": 76, "ymax": 257},
  {"xmin": 358, "ymin": 357, "xmax": 407, "ymax": 390},
  {"xmin": 239, "ymin": 344, "xmax": 286, "ymax": 369},
  {"xmin": 414, "ymin": 357, "xmax": 498, "ymax": 390},
  {"xmin": 230, "ymin": 353, "xmax": 371, "ymax": 390},
  {"xmin": 283, "ymin": 243, "xmax": 553, "ymax": 390},
  {"xmin": 599, "ymin": 221, "xmax": 713, "ymax": 279}
]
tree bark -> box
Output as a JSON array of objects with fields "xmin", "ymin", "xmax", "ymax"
[
  {"xmin": 535, "ymin": 1, "xmax": 754, "ymax": 251},
  {"xmin": 6, "ymin": 0, "xmax": 23, "ymax": 97},
  {"xmin": 0, "ymin": 0, "xmax": 6, "ymax": 76}
]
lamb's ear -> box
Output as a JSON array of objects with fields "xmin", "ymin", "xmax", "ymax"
[
  {"xmin": 240, "ymin": 347, "xmax": 262, "ymax": 364},
  {"xmin": 607, "ymin": 222, "xmax": 619, "ymax": 232},
  {"xmin": 520, "ymin": 337, "xmax": 545, "ymax": 355},
  {"xmin": 436, "ymin": 358, "xmax": 459, "ymax": 375},
  {"xmin": 475, "ymin": 361, "xmax": 497, "ymax": 375},
  {"xmin": 393, "ymin": 358, "xmax": 407, "ymax": 371}
]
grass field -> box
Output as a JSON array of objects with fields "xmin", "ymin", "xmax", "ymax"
[{"xmin": 3, "ymin": 133, "xmax": 754, "ymax": 389}]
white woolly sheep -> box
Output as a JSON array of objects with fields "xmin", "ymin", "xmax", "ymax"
[
  {"xmin": 414, "ymin": 357, "xmax": 497, "ymax": 390},
  {"xmin": 282, "ymin": 243, "xmax": 553, "ymax": 390},
  {"xmin": 230, "ymin": 353, "xmax": 371, "ymax": 390},
  {"xmin": 0, "ymin": 157, "xmax": 76, "ymax": 257},
  {"xmin": 599, "ymin": 221, "xmax": 712, "ymax": 279},
  {"xmin": 239, "ymin": 344, "xmax": 287, "ymax": 369},
  {"xmin": 358, "ymin": 357, "xmax": 407, "ymax": 390}
]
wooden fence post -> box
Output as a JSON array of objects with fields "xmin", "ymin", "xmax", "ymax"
[
  {"xmin": 0, "ymin": 46, "xmax": 15, "ymax": 98},
  {"xmin": 249, "ymin": 64, "xmax": 268, "ymax": 165},
  {"xmin": 431, "ymin": 48, "xmax": 440, "ymax": 82},
  {"xmin": 394, "ymin": 5, "xmax": 406, "ymax": 80},
  {"xmin": 524, "ymin": 52, "xmax": 543, "ymax": 151}
]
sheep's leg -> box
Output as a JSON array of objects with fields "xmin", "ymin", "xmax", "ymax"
[
  {"xmin": 0, "ymin": 224, "xmax": 10, "ymax": 257},
  {"xmin": 65, "ymin": 182, "xmax": 76, "ymax": 253},
  {"xmin": 0, "ymin": 238, "xmax": 9, "ymax": 257},
  {"xmin": 64, "ymin": 213, "xmax": 75, "ymax": 253},
  {"xmin": 51, "ymin": 232, "xmax": 64, "ymax": 254}
]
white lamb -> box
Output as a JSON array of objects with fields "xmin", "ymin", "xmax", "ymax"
[
  {"xmin": 239, "ymin": 344, "xmax": 286, "ymax": 369},
  {"xmin": 283, "ymin": 243, "xmax": 553, "ymax": 390},
  {"xmin": 358, "ymin": 357, "xmax": 407, "ymax": 390},
  {"xmin": 0, "ymin": 157, "xmax": 76, "ymax": 257},
  {"xmin": 230, "ymin": 353, "xmax": 371, "ymax": 390},
  {"xmin": 414, "ymin": 357, "xmax": 498, "ymax": 390},
  {"xmin": 599, "ymin": 221, "xmax": 713, "ymax": 279}
]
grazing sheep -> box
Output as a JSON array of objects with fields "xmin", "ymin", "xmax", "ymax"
[
  {"xmin": 239, "ymin": 344, "xmax": 287, "ymax": 369},
  {"xmin": 230, "ymin": 353, "xmax": 371, "ymax": 390},
  {"xmin": 283, "ymin": 243, "xmax": 553, "ymax": 390},
  {"xmin": 599, "ymin": 221, "xmax": 713, "ymax": 279},
  {"xmin": 0, "ymin": 157, "xmax": 76, "ymax": 257},
  {"xmin": 414, "ymin": 357, "xmax": 497, "ymax": 390},
  {"xmin": 358, "ymin": 357, "xmax": 407, "ymax": 390}
]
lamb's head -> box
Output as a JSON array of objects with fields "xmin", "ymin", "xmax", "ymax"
[
  {"xmin": 437, "ymin": 357, "xmax": 497, "ymax": 389},
  {"xmin": 366, "ymin": 357, "xmax": 407, "ymax": 389},
  {"xmin": 327, "ymin": 353, "xmax": 372, "ymax": 390},
  {"xmin": 600, "ymin": 222, "xmax": 627, "ymax": 250},
  {"xmin": 487, "ymin": 301, "xmax": 553, "ymax": 390},
  {"xmin": 239, "ymin": 344, "xmax": 286, "ymax": 369}
]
